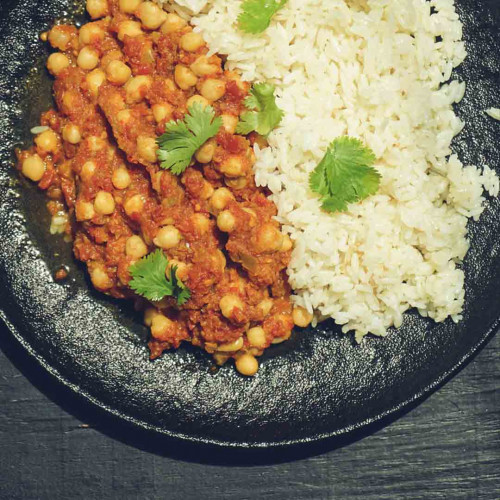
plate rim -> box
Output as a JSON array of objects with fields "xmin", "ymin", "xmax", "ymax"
[
  {"xmin": 0, "ymin": 306, "xmax": 497, "ymax": 448},
  {"xmin": 0, "ymin": 0, "xmax": 499, "ymax": 450}
]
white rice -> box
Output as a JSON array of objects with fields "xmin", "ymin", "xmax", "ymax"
[
  {"xmin": 163, "ymin": 0, "xmax": 498, "ymax": 340},
  {"xmin": 30, "ymin": 125, "xmax": 49, "ymax": 135},
  {"xmin": 485, "ymin": 107, "xmax": 500, "ymax": 121},
  {"xmin": 50, "ymin": 211, "xmax": 69, "ymax": 235}
]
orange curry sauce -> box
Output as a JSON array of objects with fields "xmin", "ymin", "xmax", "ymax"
[{"xmin": 17, "ymin": 0, "xmax": 312, "ymax": 375}]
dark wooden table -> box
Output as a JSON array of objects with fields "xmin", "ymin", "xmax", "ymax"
[{"xmin": 0, "ymin": 320, "xmax": 498, "ymax": 500}]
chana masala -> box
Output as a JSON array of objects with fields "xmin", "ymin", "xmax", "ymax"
[{"xmin": 17, "ymin": 0, "xmax": 313, "ymax": 376}]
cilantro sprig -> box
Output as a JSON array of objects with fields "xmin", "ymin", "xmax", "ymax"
[
  {"xmin": 238, "ymin": 0, "xmax": 288, "ymax": 34},
  {"xmin": 156, "ymin": 103, "xmax": 222, "ymax": 175},
  {"xmin": 129, "ymin": 249, "xmax": 191, "ymax": 305},
  {"xmin": 236, "ymin": 83, "xmax": 283, "ymax": 136},
  {"xmin": 309, "ymin": 137, "xmax": 381, "ymax": 213}
]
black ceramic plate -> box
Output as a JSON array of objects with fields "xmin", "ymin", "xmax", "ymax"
[{"xmin": 0, "ymin": 0, "xmax": 499, "ymax": 448}]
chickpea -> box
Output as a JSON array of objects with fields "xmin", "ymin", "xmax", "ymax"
[
  {"xmin": 75, "ymin": 200, "xmax": 95, "ymax": 221},
  {"xmin": 186, "ymin": 95, "xmax": 210, "ymax": 109},
  {"xmin": 124, "ymin": 194, "xmax": 144, "ymax": 216},
  {"xmin": 22, "ymin": 154, "xmax": 45, "ymax": 182},
  {"xmin": 126, "ymin": 235, "xmax": 148, "ymax": 259},
  {"xmin": 226, "ymin": 70, "xmax": 247, "ymax": 91},
  {"xmin": 117, "ymin": 109, "xmax": 132, "ymax": 124},
  {"xmin": 90, "ymin": 265, "xmax": 112, "ymax": 290},
  {"xmin": 225, "ymin": 176, "xmax": 247, "ymax": 190},
  {"xmin": 272, "ymin": 332, "xmax": 292, "ymax": 344},
  {"xmin": 218, "ymin": 337, "xmax": 244, "ymax": 353},
  {"xmin": 62, "ymin": 123, "xmax": 81, "ymax": 144},
  {"xmin": 112, "ymin": 167, "xmax": 131, "ymax": 190},
  {"xmin": 221, "ymin": 114, "xmax": 238, "ymax": 134},
  {"xmin": 199, "ymin": 181, "xmax": 214, "ymax": 200},
  {"xmin": 61, "ymin": 92, "xmax": 76, "ymax": 112},
  {"xmin": 200, "ymin": 79, "xmax": 226, "ymax": 102},
  {"xmin": 100, "ymin": 49, "xmax": 123, "ymax": 69},
  {"xmin": 235, "ymin": 354, "xmax": 259, "ymax": 376},
  {"xmin": 35, "ymin": 129, "xmax": 58, "ymax": 154},
  {"xmin": 136, "ymin": 136, "xmax": 158, "ymax": 163},
  {"xmin": 209, "ymin": 187, "xmax": 234, "ymax": 213},
  {"xmin": 154, "ymin": 225, "xmax": 181, "ymax": 249},
  {"xmin": 195, "ymin": 140, "xmax": 216, "ymax": 164},
  {"xmin": 87, "ymin": 136, "xmax": 106, "ymax": 152},
  {"xmin": 257, "ymin": 298, "xmax": 274, "ymax": 317},
  {"xmin": 150, "ymin": 314, "xmax": 173, "ymax": 340},
  {"xmin": 167, "ymin": 259, "xmax": 189, "ymax": 281},
  {"xmin": 256, "ymin": 223, "xmax": 284, "ymax": 253},
  {"xmin": 217, "ymin": 210, "xmax": 236, "ymax": 233},
  {"xmin": 119, "ymin": 0, "xmax": 142, "ymax": 13},
  {"xmin": 106, "ymin": 60, "xmax": 131, "ymax": 86},
  {"xmin": 180, "ymin": 32, "xmax": 205, "ymax": 52},
  {"xmin": 280, "ymin": 234, "xmax": 293, "ymax": 252},
  {"xmin": 77, "ymin": 46, "xmax": 99, "ymax": 70},
  {"xmin": 79, "ymin": 23, "xmax": 104, "ymax": 45},
  {"xmin": 190, "ymin": 56, "xmax": 220, "ymax": 77},
  {"xmin": 46, "ymin": 53, "xmax": 70, "ymax": 76},
  {"xmin": 144, "ymin": 307, "xmax": 159, "ymax": 327},
  {"xmin": 118, "ymin": 20, "xmax": 143, "ymax": 41},
  {"xmin": 94, "ymin": 191, "xmax": 115, "ymax": 215},
  {"xmin": 152, "ymin": 103, "xmax": 173, "ymax": 123},
  {"xmin": 125, "ymin": 75, "xmax": 152, "ymax": 104},
  {"xmin": 219, "ymin": 294, "xmax": 244, "ymax": 319},
  {"xmin": 85, "ymin": 68, "xmax": 106, "ymax": 97},
  {"xmin": 220, "ymin": 156, "xmax": 246, "ymax": 178},
  {"xmin": 191, "ymin": 213, "xmax": 210, "ymax": 234},
  {"xmin": 160, "ymin": 13, "xmax": 186, "ymax": 33},
  {"xmin": 48, "ymin": 26, "xmax": 72, "ymax": 51},
  {"xmin": 86, "ymin": 0, "xmax": 109, "ymax": 19},
  {"xmin": 137, "ymin": 2, "xmax": 167, "ymax": 30},
  {"xmin": 292, "ymin": 306, "xmax": 313, "ymax": 328},
  {"xmin": 247, "ymin": 327, "xmax": 267, "ymax": 348},
  {"xmin": 80, "ymin": 161, "xmax": 96, "ymax": 182},
  {"xmin": 174, "ymin": 65, "xmax": 197, "ymax": 90}
]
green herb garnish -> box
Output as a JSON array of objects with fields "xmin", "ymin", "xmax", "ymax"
[
  {"xmin": 156, "ymin": 103, "xmax": 222, "ymax": 175},
  {"xmin": 237, "ymin": 0, "xmax": 287, "ymax": 34},
  {"xmin": 129, "ymin": 249, "xmax": 191, "ymax": 305},
  {"xmin": 236, "ymin": 83, "xmax": 283, "ymax": 136},
  {"xmin": 309, "ymin": 137, "xmax": 381, "ymax": 213}
]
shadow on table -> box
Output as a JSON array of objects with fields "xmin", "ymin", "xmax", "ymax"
[{"xmin": 0, "ymin": 320, "xmax": 468, "ymax": 466}]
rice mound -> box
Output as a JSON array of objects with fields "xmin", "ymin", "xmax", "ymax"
[{"xmin": 164, "ymin": 0, "xmax": 499, "ymax": 340}]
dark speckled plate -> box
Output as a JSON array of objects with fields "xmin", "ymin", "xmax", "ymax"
[{"xmin": 0, "ymin": 0, "xmax": 499, "ymax": 448}]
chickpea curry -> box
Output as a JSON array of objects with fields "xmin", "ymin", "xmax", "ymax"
[{"xmin": 17, "ymin": 0, "xmax": 313, "ymax": 376}]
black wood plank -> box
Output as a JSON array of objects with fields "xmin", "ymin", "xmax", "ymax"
[{"xmin": 0, "ymin": 321, "xmax": 498, "ymax": 500}]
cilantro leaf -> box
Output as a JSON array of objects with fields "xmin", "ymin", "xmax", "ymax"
[
  {"xmin": 156, "ymin": 103, "xmax": 222, "ymax": 175},
  {"xmin": 238, "ymin": 0, "xmax": 287, "ymax": 34},
  {"xmin": 309, "ymin": 137, "xmax": 380, "ymax": 213},
  {"xmin": 169, "ymin": 265, "xmax": 191, "ymax": 305},
  {"xmin": 129, "ymin": 249, "xmax": 191, "ymax": 305},
  {"xmin": 236, "ymin": 83, "xmax": 283, "ymax": 136}
]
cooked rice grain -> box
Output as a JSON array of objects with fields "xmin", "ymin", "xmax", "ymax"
[{"xmin": 485, "ymin": 107, "xmax": 500, "ymax": 121}]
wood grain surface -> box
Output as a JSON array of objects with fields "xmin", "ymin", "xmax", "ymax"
[{"xmin": 0, "ymin": 319, "xmax": 498, "ymax": 500}]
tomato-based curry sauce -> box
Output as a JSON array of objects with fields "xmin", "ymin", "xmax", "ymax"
[{"xmin": 16, "ymin": 0, "xmax": 312, "ymax": 375}]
